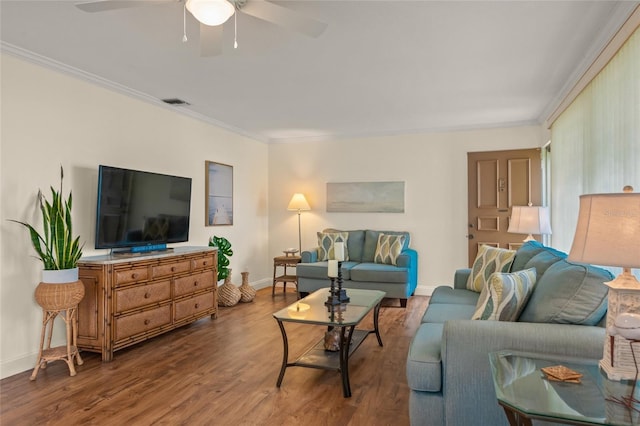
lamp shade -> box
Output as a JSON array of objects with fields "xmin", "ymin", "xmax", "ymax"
[
  {"xmin": 568, "ymin": 192, "xmax": 640, "ymax": 269},
  {"xmin": 287, "ymin": 193, "xmax": 311, "ymax": 212},
  {"xmin": 186, "ymin": 0, "xmax": 235, "ymax": 26},
  {"xmin": 508, "ymin": 206, "xmax": 552, "ymax": 235}
]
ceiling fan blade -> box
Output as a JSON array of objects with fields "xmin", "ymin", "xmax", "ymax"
[
  {"xmin": 240, "ymin": 0, "xmax": 327, "ymax": 38},
  {"xmin": 75, "ymin": 0, "xmax": 172, "ymax": 13},
  {"xmin": 200, "ymin": 23, "xmax": 224, "ymax": 57}
]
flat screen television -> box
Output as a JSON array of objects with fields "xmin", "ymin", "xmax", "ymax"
[{"xmin": 95, "ymin": 165, "xmax": 192, "ymax": 252}]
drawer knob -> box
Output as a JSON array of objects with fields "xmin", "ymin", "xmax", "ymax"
[
  {"xmin": 193, "ymin": 281, "xmax": 198, "ymax": 287},
  {"xmin": 195, "ymin": 303, "xmax": 199, "ymax": 309},
  {"xmin": 171, "ymin": 267, "xmax": 176, "ymax": 272},
  {"xmin": 202, "ymin": 261, "xmax": 207, "ymax": 266},
  {"xmin": 132, "ymin": 273, "xmax": 138, "ymax": 279},
  {"xmin": 144, "ymin": 319, "xmax": 150, "ymax": 325},
  {"xmin": 144, "ymin": 292, "xmax": 151, "ymax": 299}
]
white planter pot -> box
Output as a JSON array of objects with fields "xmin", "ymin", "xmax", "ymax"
[{"xmin": 41, "ymin": 267, "xmax": 79, "ymax": 284}]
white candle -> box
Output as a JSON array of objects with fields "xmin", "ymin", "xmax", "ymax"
[
  {"xmin": 328, "ymin": 260, "xmax": 338, "ymax": 277},
  {"xmin": 334, "ymin": 242, "xmax": 345, "ymax": 261}
]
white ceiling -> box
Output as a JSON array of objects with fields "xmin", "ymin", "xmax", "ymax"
[{"xmin": 1, "ymin": 1, "xmax": 637, "ymax": 143}]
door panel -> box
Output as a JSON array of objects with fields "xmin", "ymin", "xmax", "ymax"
[
  {"xmin": 477, "ymin": 160, "xmax": 499, "ymax": 208},
  {"xmin": 467, "ymin": 149, "xmax": 542, "ymax": 266},
  {"xmin": 508, "ymin": 158, "xmax": 532, "ymax": 207}
]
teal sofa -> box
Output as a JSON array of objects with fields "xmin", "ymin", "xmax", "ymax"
[
  {"xmin": 406, "ymin": 241, "xmax": 613, "ymax": 426},
  {"xmin": 297, "ymin": 229, "xmax": 418, "ymax": 307}
]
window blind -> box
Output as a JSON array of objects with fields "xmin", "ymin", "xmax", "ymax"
[{"xmin": 550, "ymin": 27, "xmax": 639, "ymax": 254}]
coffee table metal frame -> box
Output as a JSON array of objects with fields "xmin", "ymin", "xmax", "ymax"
[{"xmin": 272, "ymin": 288, "xmax": 385, "ymax": 398}]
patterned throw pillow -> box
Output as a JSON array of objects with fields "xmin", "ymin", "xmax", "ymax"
[
  {"xmin": 472, "ymin": 268, "xmax": 537, "ymax": 321},
  {"xmin": 374, "ymin": 234, "xmax": 406, "ymax": 265},
  {"xmin": 317, "ymin": 232, "xmax": 349, "ymax": 261},
  {"xmin": 466, "ymin": 245, "xmax": 516, "ymax": 292}
]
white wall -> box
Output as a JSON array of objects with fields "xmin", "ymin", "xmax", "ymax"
[
  {"xmin": 268, "ymin": 127, "xmax": 546, "ymax": 293},
  {"xmin": 0, "ymin": 54, "xmax": 270, "ymax": 378},
  {"xmin": 0, "ymin": 52, "xmax": 548, "ymax": 380}
]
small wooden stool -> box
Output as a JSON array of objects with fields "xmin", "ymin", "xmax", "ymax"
[
  {"xmin": 30, "ymin": 305, "xmax": 83, "ymax": 380},
  {"xmin": 272, "ymin": 255, "xmax": 301, "ymax": 297}
]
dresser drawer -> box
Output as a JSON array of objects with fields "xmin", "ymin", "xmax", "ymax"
[
  {"xmin": 174, "ymin": 271, "xmax": 215, "ymax": 297},
  {"xmin": 192, "ymin": 254, "xmax": 215, "ymax": 271},
  {"xmin": 115, "ymin": 280, "xmax": 171, "ymax": 313},
  {"xmin": 115, "ymin": 305, "xmax": 171, "ymax": 341},
  {"xmin": 174, "ymin": 291, "xmax": 215, "ymax": 321},
  {"xmin": 152, "ymin": 260, "xmax": 191, "ymax": 279},
  {"xmin": 114, "ymin": 267, "xmax": 149, "ymax": 286}
]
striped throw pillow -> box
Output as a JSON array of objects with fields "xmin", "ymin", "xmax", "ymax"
[
  {"xmin": 317, "ymin": 232, "xmax": 349, "ymax": 261},
  {"xmin": 374, "ymin": 234, "xmax": 406, "ymax": 265},
  {"xmin": 472, "ymin": 268, "xmax": 537, "ymax": 321},
  {"xmin": 466, "ymin": 245, "xmax": 516, "ymax": 292}
]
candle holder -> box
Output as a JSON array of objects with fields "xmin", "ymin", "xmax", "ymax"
[
  {"xmin": 336, "ymin": 261, "xmax": 350, "ymax": 303},
  {"xmin": 325, "ymin": 277, "xmax": 341, "ymax": 307}
]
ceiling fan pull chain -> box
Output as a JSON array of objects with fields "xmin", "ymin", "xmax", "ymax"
[
  {"xmin": 182, "ymin": 4, "xmax": 188, "ymax": 43},
  {"xmin": 234, "ymin": 9, "xmax": 238, "ymax": 49}
]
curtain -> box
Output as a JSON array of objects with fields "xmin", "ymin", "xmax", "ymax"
[{"xmin": 550, "ymin": 27, "xmax": 640, "ymax": 255}]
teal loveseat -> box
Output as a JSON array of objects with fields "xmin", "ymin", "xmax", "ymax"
[
  {"xmin": 297, "ymin": 229, "xmax": 418, "ymax": 307},
  {"xmin": 406, "ymin": 241, "xmax": 613, "ymax": 426}
]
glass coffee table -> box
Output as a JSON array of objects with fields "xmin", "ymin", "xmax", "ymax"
[
  {"xmin": 272, "ymin": 288, "xmax": 385, "ymax": 398},
  {"xmin": 489, "ymin": 350, "xmax": 640, "ymax": 426}
]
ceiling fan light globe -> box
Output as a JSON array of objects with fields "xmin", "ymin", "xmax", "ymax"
[{"xmin": 186, "ymin": 0, "xmax": 235, "ymax": 26}]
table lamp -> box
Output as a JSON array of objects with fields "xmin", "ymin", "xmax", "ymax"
[
  {"xmin": 287, "ymin": 193, "xmax": 311, "ymax": 254},
  {"xmin": 508, "ymin": 204, "xmax": 552, "ymax": 242},
  {"xmin": 568, "ymin": 186, "xmax": 640, "ymax": 381}
]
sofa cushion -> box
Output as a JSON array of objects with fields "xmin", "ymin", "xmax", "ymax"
[
  {"xmin": 406, "ymin": 323, "xmax": 443, "ymax": 392},
  {"xmin": 362, "ymin": 230, "xmax": 410, "ymax": 262},
  {"xmin": 350, "ymin": 262, "xmax": 407, "ymax": 283},
  {"xmin": 296, "ymin": 261, "xmax": 357, "ymax": 280},
  {"xmin": 429, "ymin": 286, "xmax": 479, "ymax": 306},
  {"xmin": 374, "ymin": 234, "xmax": 406, "ymax": 265},
  {"xmin": 472, "ymin": 268, "xmax": 537, "ymax": 321},
  {"xmin": 510, "ymin": 240, "xmax": 548, "ymax": 272},
  {"xmin": 421, "ymin": 303, "xmax": 477, "ymax": 323},
  {"xmin": 522, "ymin": 248, "xmax": 567, "ymax": 277},
  {"xmin": 466, "ymin": 245, "xmax": 516, "ymax": 292},
  {"xmin": 518, "ymin": 260, "xmax": 613, "ymax": 325},
  {"xmin": 317, "ymin": 231, "xmax": 349, "ymax": 261},
  {"xmin": 345, "ymin": 230, "xmax": 365, "ymax": 262}
]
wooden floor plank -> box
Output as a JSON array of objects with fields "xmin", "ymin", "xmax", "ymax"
[{"xmin": 1, "ymin": 288, "xmax": 428, "ymax": 425}]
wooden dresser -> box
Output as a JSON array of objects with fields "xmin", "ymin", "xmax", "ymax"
[{"xmin": 77, "ymin": 247, "xmax": 217, "ymax": 361}]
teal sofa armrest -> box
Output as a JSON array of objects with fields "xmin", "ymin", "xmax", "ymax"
[
  {"xmin": 453, "ymin": 268, "xmax": 471, "ymax": 290},
  {"xmin": 440, "ymin": 320, "xmax": 605, "ymax": 426},
  {"xmin": 397, "ymin": 248, "xmax": 418, "ymax": 297},
  {"xmin": 301, "ymin": 249, "xmax": 318, "ymax": 263}
]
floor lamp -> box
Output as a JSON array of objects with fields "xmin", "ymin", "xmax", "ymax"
[{"xmin": 287, "ymin": 193, "xmax": 311, "ymax": 254}]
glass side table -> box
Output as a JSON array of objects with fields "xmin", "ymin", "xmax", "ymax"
[{"xmin": 489, "ymin": 351, "xmax": 640, "ymax": 426}]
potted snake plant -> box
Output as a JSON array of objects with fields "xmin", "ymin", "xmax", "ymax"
[{"xmin": 11, "ymin": 166, "xmax": 85, "ymax": 309}]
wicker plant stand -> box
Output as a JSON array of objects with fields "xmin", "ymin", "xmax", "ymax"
[{"xmin": 30, "ymin": 280, "xmax": 85, "ymax": 380}]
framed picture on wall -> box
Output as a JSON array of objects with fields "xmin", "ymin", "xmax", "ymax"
[{"xmin": 205, "ymin": 161, "xmax": 233, "ymax": 226}]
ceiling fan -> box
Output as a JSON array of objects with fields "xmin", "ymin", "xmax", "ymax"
[{"xmin": 75, "ymin": 0, "xmax": 327, "ymax": 56}]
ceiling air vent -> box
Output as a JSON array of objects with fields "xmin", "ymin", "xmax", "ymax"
[{"xmin": 162, "ymin": 98, "xmax": 190, "ymax": 106}]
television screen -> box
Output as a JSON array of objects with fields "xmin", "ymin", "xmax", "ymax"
[{"xmin": 95, "ymin": 165, "xmax": 192, "ymax": 250}]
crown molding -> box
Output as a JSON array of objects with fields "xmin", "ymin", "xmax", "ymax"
[
  {"xmin": 0, "ymin": 41, "xmax": 268, "ymax": 143},
  {"xmin": 268, "ymin": 119, "xmax": 541, "ymax": 144},
  {"xmin": 541, "ymin": 2, "xmax": 640, "ymax": 128}
]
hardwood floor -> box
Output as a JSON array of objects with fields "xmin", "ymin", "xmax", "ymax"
[{"xmin": 1, "ymin": 288, "xmax": 429, "ymax": 426}]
